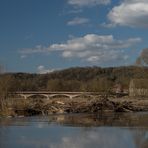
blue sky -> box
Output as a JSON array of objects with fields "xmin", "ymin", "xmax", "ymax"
[{"xmin": 0, "ymin": 0, "xmax": 148, "ymax": 73}]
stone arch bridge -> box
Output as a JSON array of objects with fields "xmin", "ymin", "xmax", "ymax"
[{"xmin": 10, "ymin": 91, "xmax": 102, "ymax": 100}]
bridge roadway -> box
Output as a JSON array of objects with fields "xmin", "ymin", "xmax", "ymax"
[{"xmin": 10, "ymin": 91, "xmax": 103, "ymax": 99}]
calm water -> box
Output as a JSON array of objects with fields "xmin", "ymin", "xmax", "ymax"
[{"xmin": 0, "ymin": 112, "xmax": 148, "ymax": 148}]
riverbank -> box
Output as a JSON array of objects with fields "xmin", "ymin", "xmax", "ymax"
[{"xmin": 1, "ymin": 96, "xmax": 148, "ymax": 117}]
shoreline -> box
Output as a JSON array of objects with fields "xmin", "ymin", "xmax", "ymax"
[{"xmin": 1, "ymin": 96, "xmax": 148, "ymax": 117}]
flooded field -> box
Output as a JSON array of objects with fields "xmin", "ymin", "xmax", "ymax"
[{"xmin": 0, "ymin": 112, "xmax": 148, "ymax": 148}]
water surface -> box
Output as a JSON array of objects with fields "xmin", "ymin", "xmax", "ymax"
[{"xmin": 0, "ymin": 112, "xmax": 148, "ymax": 148}]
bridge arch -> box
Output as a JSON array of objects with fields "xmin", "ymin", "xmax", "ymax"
[
  {"xmin": 16, "ymin": 94, "xmax": 49, "ymax": 99},
  {"xmin": 72, "ymin": 94, "xmax": 94, "ymax": 99},
  {"xmin": 49, "ymin": 94, "xmax": 73, "ymax": 99},
  {"xmin": 26, "ymin": 94, "xmax": 49, "ymax": 99}
]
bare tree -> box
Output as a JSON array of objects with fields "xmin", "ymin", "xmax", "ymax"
[{"xmin": 136, "ymin": 48, "xmax": 148, "ymax": 66}]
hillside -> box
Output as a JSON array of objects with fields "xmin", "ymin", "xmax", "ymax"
[{"xmin": 1, "ymin": 66, "xmax": 148, "ymax": 92}]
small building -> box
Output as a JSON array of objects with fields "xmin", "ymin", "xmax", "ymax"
[{"xmin": 129, "ymin": 79, "xmax": 148, "ymax": 97}]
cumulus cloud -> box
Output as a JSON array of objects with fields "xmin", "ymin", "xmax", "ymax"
[
  {"xmin": 37, "ymin": 65, "xmax": 55, "ymax": 74},
  {"xmin": 67, "ymin": 0, "xmax": 110, "ymax": 7},
  {"xmin": 20, "ymin": 34, "xmax": 141, "ymax": 65},
  {"xmin": 108, "ymin": 0, "xmax": 148, "ymax": 27},
  {"xmin": 67, "ymin": 17, "xmax": 90, "ymax": 26}
]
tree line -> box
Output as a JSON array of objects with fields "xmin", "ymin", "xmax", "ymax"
[{"xmin": 1, "ymin": 66, "xmax": 148, "ymax": 92}]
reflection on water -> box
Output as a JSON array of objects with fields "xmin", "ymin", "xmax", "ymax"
[{"xmin": 0, "ymin": 112, "xmax": 148, "ymax": 148}]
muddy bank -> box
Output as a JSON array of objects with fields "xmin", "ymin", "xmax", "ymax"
[{"xmin": 8, "ymin": 97, "xmax": 148, "ymax": 117}]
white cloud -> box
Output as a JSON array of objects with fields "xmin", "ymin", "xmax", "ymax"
[
  {"xmin": 68, "ymin": 0, "xmax": 111, "ymax": 7},
  {"xmin": 37, "ymin": 65, "xmax": 55, "ymax": 74},
  {"xmin": 108, "ymin": 0, "xmax": 148, "ymax": 27},
  {"xmin": 67, "ymin": 17, "xmax": 90, "ymax": 26},
  {"xmin": 20, "ymin": 45, "xmax": 48, "ymax": 54},
  {"xmin": 20, "ymin": 34, "xmax": 141, "ymax": 65}
]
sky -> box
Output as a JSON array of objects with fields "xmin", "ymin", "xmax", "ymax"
[{"xmin": 0, "ymin": 0, "xmax": 148, "ymax": 73}]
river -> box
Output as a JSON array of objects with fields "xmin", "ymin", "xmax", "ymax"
[{"xmin": 0, "ymin": 112, "xmax": 148, "ymax": 148}]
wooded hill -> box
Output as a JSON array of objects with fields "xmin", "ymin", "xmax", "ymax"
[{"xmin": 1, "ymin": 66, "xmax": 148, "ymax": 92}]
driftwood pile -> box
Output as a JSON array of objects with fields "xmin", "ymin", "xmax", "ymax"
[{"xmin": 13, "ymin": 97, "xmax": 148, "ymax": 116}]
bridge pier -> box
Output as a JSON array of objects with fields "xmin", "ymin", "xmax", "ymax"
[{"xmin": 19, "ymin": 94, "xmax": 27, "ymax": 99}]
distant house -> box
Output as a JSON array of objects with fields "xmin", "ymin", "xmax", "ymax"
[{"xmin": 129, "ymin": 79, "xmax": 148, "ymax": 97}]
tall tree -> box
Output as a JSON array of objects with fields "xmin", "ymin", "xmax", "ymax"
[{"xmin": 0, "ymin": 66, "xmax": 12, "ymax": 110}]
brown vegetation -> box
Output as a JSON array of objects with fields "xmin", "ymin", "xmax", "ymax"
[{"xmin": 0, "ymin": 75, "xmax": 12, "ymax": 112}]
